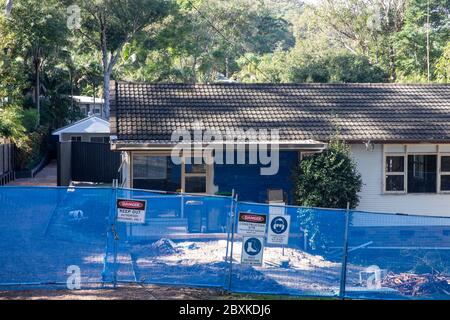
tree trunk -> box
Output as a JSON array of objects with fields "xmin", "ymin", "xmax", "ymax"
[
  {"xmin": 389, "ymin": 44, "xmax": 397, "ymax": 82},
  {"xmin": 70, "ymin": 70, "xmax": 74, "ymax": 114},
  {"xmin": 103, "ymin": 71, "xmax": 110, "ymax": 119},
  {"xmin": 36, "ymin": 65, "xmax": 40, "ymax": 127}
]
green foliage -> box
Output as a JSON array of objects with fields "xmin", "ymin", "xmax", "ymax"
[
  {"xmin": 395, "ymin": 0, "xmax": 450, "ymax": 81},
  {"xmin": 294, "ymin": 138, "xmax": 362, "ymax": 209},
  {"xmin": 236, "ymin": 52, "xmax": 388, "ymax": 83},
  {"xmin": 0, "ymin": 0, "xmax": 448, "ymax": 170},
  {"xmin": 14, "ymin": 125, "xmax": 49, "ymax": 170},
  {"xmin": 326, "ymin": 54, "xmax": 388, "ymax": 83},
  {"xmin": 436, "ymin": 42, "xmax": 450, "ymax": 82},
  {"xmin": 21, "ymin": 109, "xmax": 39, "ymax": 133},
  {"xmin": 0, "ymin": 105, "xmax": 27, "ymax": 141},
  {"xmin": 294, "ymin": 138, "xmax": 362, "ymax": 250}
]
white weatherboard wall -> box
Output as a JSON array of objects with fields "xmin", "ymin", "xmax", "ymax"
[{"xmin": 351, "ymin": 144, "xmax": 450, "ymax": 217}]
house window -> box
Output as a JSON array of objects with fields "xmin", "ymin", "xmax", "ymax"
[
  {"xmin": 131, "ymin": 154, "xmax": 211, "ymax": 194},
  {"xmin": 132, "ymin": 155, "xmax": 181, "ymax": 192},
  {"xmin": 79, "ymin": 106, "xmax": 87, "ymax": 115},
  {"xmin": 407, "ymin": 155, "xmax": 437, "ymax": 193},
  {"xmin": 384, "ymin": 148, "xmax": 450, "ymax": 193},
  {"xmin": 71, "ymin": 136, "xmax": 82, "ymax": 142},
  {"xmin": 90, "ymin": 137, "xmax": 110, "ymax": 143},
  {"xmin": 183, "ymin": 158, "xmax": 207, "ymax": 194},
  {"xmin": 92, "ymin": 106, "xmax": 101, "ymax": 116},
  {"xmin": 441, "ymin": 155, "xmax": 450, "ymax": 192},
  {"xmin": 385, "ymin": 155, "xmax": 405, "ymax": 192}
]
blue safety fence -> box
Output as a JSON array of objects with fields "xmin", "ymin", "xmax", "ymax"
[
  {"xmin": 228, "ymin": 202, "xmax": 346, "ymax": 297},
  {"xmin": 0, "ymin": 187, "xmax": 112, "ymax": 289},
  {"xmin": 110, "ymin": 189, "xmax": 233, "ymax": 288},
  {"xmin": 0, "ymin": 186, "xmax": 450, "ymax": 300},
  {"xmin": 344, "ymin": 211, "xmax": 450, "ymax": 300}
]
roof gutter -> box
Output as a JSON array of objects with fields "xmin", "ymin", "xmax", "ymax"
[{"xmin": 110, "ymin": 140, "xmax": 327, "ymax": 152}]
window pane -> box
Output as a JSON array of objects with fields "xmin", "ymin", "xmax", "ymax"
[
  {"xmin": 407, "ymin": 155, "xmax": 437, "ymax": 193},
  {"xmin": 133, "ymin": 156, "xmax": 167, "ymax": 179},
  {"xmin": 441, "ymin": 156, "xmax": 450, "ymax": 172},
  {"xmin": 90, "ymin": 137, "xmax": 104, "ymax": 143},
  {"xmin": 185, "ymin": 158, "xmax": 206, "ymax": 174},
  {"xmin": 386, "ymin": 175, "xmax": 404, "ymax": 191},
  {"xmin": 133, "ymin": 156, "xmax": 181, "ymax": 192},
  {"xmin": 386, "ymin": 156, "xmax": 404, "ymax": 172},
  {"xmin": 185, "ymin": 176, "xmax": 206, "ymax": 193},
  {"xmin": 441, "ymin": 175, "xmax": 450, "ymax": 191}
]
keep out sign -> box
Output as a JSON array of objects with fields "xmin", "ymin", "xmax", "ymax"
[{"xmin": 117, "ymin": 199, "xmax": 147, "ymax": 224}]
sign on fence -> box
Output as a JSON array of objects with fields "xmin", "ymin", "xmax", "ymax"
[
  {"xmin": 241, "ymin": 236, "xmax": 264, "ymax": 266},
  {"xmin": 117, "ymin": 199, "xmax": 147, "ymax": 224},
  {"xmin": 267, "ymin": 214, "xmax": 290, "ymax": 245},
  {"xmin": 237, "ymin": 212, "xmax": 267, "ymax": 236}
]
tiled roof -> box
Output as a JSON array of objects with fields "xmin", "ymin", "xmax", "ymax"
[{"xmin": 110, "ymin": 81, "xmax": 450, "ymax": 143}]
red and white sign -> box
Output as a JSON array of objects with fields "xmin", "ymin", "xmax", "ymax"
[
  {"xmin": 237, "ymin": 212, "xmax": 267, "ymax": 236},
  {"xmin": 117, "ymin": 199, "xmax": 147, "ymax": 224}
]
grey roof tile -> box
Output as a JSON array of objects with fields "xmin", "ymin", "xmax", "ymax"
[{"xmin": 110, "ymin": 82, "xmax": 450, "ymax": 143}]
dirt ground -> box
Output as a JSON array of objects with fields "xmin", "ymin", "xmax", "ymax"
[{"xmin": 0, "ymin": 284, "xmax": 227, "ymax": 300}]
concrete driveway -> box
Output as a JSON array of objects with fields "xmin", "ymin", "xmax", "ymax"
[{"xmin": 8, "ymin": 160, "xmax": 57, "ymax": 186}]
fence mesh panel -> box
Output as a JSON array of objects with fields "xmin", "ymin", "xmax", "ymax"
[
  {"xmin": 0, "ymin": 186, "xmax": 449, "ymax": 299},
  {"xmin": 0, "ymin": 187, "xmax": 112, "ymax": 289},
  {"xmin": 228, "ymin": 202, "xmax": 345, "ymax": 297},
  {"xmin": 344, "ymin": 211, "xmax": 450, "ymax": 300},
  {"xmin": 111, "ymin": 189, "xmax": 232, "ymax": 288}
]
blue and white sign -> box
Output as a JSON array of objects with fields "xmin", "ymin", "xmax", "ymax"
[
  {"xmin": 241, "ymin": 236, "xmax": 264, "ymax": 266},
  {"xmin": 267, "ymin": 214, "xmax": 290, "ymax": 245}
]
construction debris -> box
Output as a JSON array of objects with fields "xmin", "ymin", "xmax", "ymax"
[{"xmin": 382, "ymin": 272, "xmax": 450, "ymax": 297}]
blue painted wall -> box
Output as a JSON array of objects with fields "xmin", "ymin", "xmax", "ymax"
[{"xmin": 214, "ymin": 151, "xmax": 299, "ymax": 204}]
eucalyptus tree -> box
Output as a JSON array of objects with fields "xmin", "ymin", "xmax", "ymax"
[{"xmin": 68, "ymin": 0, "xmax": 174, "ymax": 117}]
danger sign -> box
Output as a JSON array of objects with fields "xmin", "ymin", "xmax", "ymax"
[
  {"xmin": 267, "ymin": 214, "xmax": 290, "ymax": 245},
  {"xmin": 237, "ymin": 212, "xmax": 267, "ymax": 236},
  {"xmin": 117, "ymin": 199, "xmax": 147, "ymax": 224}
]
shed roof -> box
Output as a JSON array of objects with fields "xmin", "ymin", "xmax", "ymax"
[{"xmin": 52, "ymin": 116, "xmax": 110, "ymax": 136}]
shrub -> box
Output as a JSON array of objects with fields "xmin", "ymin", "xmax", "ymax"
[
  {"xmin": 0, "ymin": 104, "xmax": 27, "ymax": 141},
  {"xmin": 14, "ymin": 125, "xmax": 49, "ymax": 170},
  {"xmin": 294, "ymin": 138, "xmax": 362, "ymax": 251}
]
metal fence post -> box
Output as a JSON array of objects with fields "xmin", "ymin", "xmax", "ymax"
[
  {"xmin": 227, "ymin": 193, "xmax": 238, "ymax": 292},
  {"xmin": 339, "ymin": 202, "xmax": 351, "ymax": 299},
  {"xmin": 225, "ymin": 189, "xmax": 235, "ymax": 263},
  {"xmin": 109, "ymin": 186, "xmax": 119, "ymax": 288}
]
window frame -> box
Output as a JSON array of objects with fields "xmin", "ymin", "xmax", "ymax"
[
  {"xmin": 181, "ymin": 156, "xmax": 209, "ymax": 195},
  {"xmin": 130, "ymin": 151, "xmax": 212, "ymax": 194},
  {"xmin": 383, "ymin": 145, "xmax": 450, "ymax": 195},
  {"xmin": 90, "ymin": 136, "xmax": 109, "ymax": 143},
  {"xmin": 383, "ymin": 152, "xmax": 407, "ymax": 194},
  {"xmin": 439, "ymin": 153, "xmax": 450, "ymax": 194},
  {"xmin": 70, "ymin": 136, "xmax": 82, "ymax": 142}
]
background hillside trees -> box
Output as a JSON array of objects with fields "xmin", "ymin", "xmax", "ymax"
[{"xmin": 0, "ymin": 0, "xmax": 448, "ymax": 169}]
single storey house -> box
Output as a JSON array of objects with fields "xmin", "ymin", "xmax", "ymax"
[
  {"xmin": 109, "ymin": 81, "xmax": 450, "ymax": 216},
  {"xmin": 53, "ymin": 115, "xmax": 110, "ymax": 143}
]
